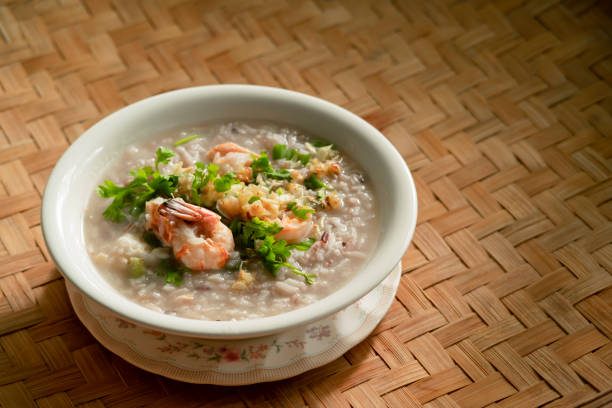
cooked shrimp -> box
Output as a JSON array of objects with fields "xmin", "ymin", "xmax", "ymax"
[
  {"xmin": 207, "ymin": 142, "xmax": 251, "ymax": 158},
  {"xmin": 309, "ymin": 158, "xmax": 341, "ymax": 178},
  {"xmin": 145, "ymin": 198, "xmax": 234, "ymax": 271},
  {"xmin": 208, "ymin": 142, "xmax": 254, "ymax": 182},
  {"xmin": 275, "ymin": 214, "xmax": 313, "ymax": 243},
  {"xmin": 216, "ymin": 194, "xmax": 241, "ymax": 219}
]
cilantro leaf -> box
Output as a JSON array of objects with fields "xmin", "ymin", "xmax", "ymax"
[
  {"xmin": 251, "ymin": 152, "xmax": 291, "ymax": 181},
  {"xmin": 97, "ymin": 181, "xmax": 131, "ymax": 222},
  {"xmin": 287, "ymin": 202, "xmax": 314, "ymax": 220},
  {"xmin": 255, "ymin": 236, "xmax": 316, "ymax": 284},
  {"xmin": 214, "ymin": 173, "xmax": 240, "ymax": 192},
  {"xmin": 230, "ymin": 218, "xmax": 316, "ymax": 284},
  {"xmin": 257, "ymin": 235, "xmax": 291, "ymax": 276},
  {"xmin": 280, "ymin": 263, "xmax": 316, "ymax": 285},
  {"xmin": 230, "ymin": 217, "xmax": 283, "ymax": 248},
  {"xmin": 288, "ymin": 237, "xmax": 316, "ymax": 251},
  {"xmin": 97, "ymin": 165, "xmax": 179, "ymax": 223},
  {"xmin": 155, "ymin": 147, "xmax": 174, "ymax": 170},
  {"xmin": 155, "ymin": 258, "xmax": 188, "ymax": 286},
  {"xmin": 304, "ymin": 173, "xmax": 325, "ymax": 190},
  {"xmin": 149, "ymin": 172, "xmax": 179, "ymax": 197},
  {"xmin": 191, "ymin": 162, "xmax": 219, "ymax": 205},
  {"xmin": 272, "ymin": 144, "xmax": 310, "ymax": 165}
]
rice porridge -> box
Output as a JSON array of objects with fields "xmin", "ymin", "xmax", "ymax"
[{"xmin": 84, "ymin": 121, "xmax": 379, "ymax": 320}]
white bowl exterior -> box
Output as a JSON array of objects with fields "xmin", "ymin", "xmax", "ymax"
[{"xmin": 42, "ymin": 85, "xmax": 417, "ymax": 339}]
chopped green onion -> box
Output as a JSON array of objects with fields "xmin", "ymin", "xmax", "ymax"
[
  {"xmin": 272, "ymin": 144, "xmax": 310, "ymax": 165},
  {"xmin": 273, "ymin": 144, "xmax": 287, "ymax": 160},
  {"xmin": 304, "ymin": 173, "xmax": 325, "ymax": 190},
  {"xmin": 174, "ymin": 134, "xmax": 199, "ymax": 146},
  {"xmin": 128, "ymin": 257, "xmax": 146, "ymax": 278}
]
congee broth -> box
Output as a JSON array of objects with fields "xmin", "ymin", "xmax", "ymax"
[{"xmin": 84, "ymin": 121, "xmax": 379, "ymax": 320}]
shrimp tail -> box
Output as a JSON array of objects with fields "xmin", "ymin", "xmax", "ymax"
[
  {"xmin": 160, "ymin": 200, "xmax": 220, "ymax": 224},
  {"xmin": 146, "ymin": 197, "xmax": 235, "ymax": 271}
]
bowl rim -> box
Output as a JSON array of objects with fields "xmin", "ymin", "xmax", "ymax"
[{"xmin": 42, "ymin": 85, "xmax": 417, "ymax": 338}]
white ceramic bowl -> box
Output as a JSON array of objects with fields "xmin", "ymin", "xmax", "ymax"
[{"xmin": 42, "ymin": 85, "xmax": 417, "ymax": 339}]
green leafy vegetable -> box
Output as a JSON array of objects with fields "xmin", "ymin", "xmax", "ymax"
[
  {"xmin": 272, "ymin": 144, "xmax": 310, "ymax": 165},
  {"xmin": 174, "ymin": 134, "xmax": 199, "ymax": 146},
  {"xmin": 288, "ymin": 237, "xmax": 316, "ymax": 251},
  {"xmin": 191, "ymin": 162, "xmax": 219, "ymax": 205},
  {"xmin": 155, "ymin": 147, "xmax": 174, "ymax": 170},
  {"xmin": 304, "ymin": 173, "xmax": 325, "ymax": 190},
  {"xmin": 251, "ymin": 152, "xmax": 291, "ymax": 181},
  {"xmin": 287, "ymin": 202, "xmax": 315, "ymax": 220},
  {"xmin": 97, "ymin": 165, "xmax": 179, "ymax": 223},
  {"xmin": 229, "ymin": 217, "xmax": 315, "ymax": 284},
  {"xmin": 155, "ymin": 258, "xmax": 189, "ymax": 286},
  {"xmin": 257, "ymin": 235, "xmax": 290, "ymax": 275},
  {"xmin": 214, "ymin": 173, "xmax": 240, "ymax": 192},
  {"xmin": 248, "ymin": 196, "xmax": 261, "ymax": 203},
  {"xmin": 311, "ymin": 140, "xmax": 336, "ymax": 149},
  {"xmin": 230, "ymin": 217, "xmax": 283, "ymax": 248},
  {"xmin": 256, "ymin": 236, "xmax": 316, "ymax": 284}
]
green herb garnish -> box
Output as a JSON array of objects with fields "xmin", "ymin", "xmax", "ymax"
[
  {"xmin": 272, "ymin": 144, "xmax": 310, "ymax": 165},
  {"xmin": 311, "ymin": 140, "xmax": 336, "ymax": 149},
  {"xmin": 287, "ymin": 202, "xmax": 315, "ymax": 220},
  {"xmin": 248, "ymin": 196, "xmax": 261, "ymax": 203},
  {"xmin": 272, "ymin": 144, "xmax": 287, "ymax": 160},
  {"xmin": 155, "ymin": 258, "xmax": 189, "ymax": 286},
  {"xmin": 128, "ymin": 257, "xmax": 146, "ymax": 278},
  {"xmin": 304, "ymin": 173, "xmax": 325, "ymax": 190},
  {"xmin": 229, "ymin": 217, "xmax": 316, "ymax": 284},
  {"xmin": 230, "ymin": 217, "xmax": 283, "ymax": 248},
  {"xmin": 174, "ymin": 134, "xmax": 199, "ymax": 146},
  {"xmin": 97, "ymin": 166, "xmax": 179, "ymax": 223},
  {"xmin": 155, "ymin": 147, "xmax": 174, "ymax": 170},
  {"xmin": 256, "ymin": 236, "xmax": 316, "ymax": 284},
  {"xmin": 214, "ymin": 173, "xmax": 240, "ymax": 192},
  {"xmin": 251, "ymin": 152, "xmax": 292, "ymax": 181},
  {"xmin": 191, "ymin": 162, "xmax": 219, "ymax": 205},
  {"xmin": 288, "ymin": 237, "xmax": 316, "ymax": 251}
]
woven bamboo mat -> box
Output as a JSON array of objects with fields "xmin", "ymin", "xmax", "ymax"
[{"xmin": 0, "ymin": 0, "xmax": 611, "ymax": 406}]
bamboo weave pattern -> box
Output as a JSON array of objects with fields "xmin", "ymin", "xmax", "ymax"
[{"xmin": 0, "ymin": 0, "xmax": 611, "ymax": 407}]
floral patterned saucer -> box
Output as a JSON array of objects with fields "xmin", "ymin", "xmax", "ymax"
[{"xmin": 66, "ymin": 263, "xmax": 400, "ymax": 385}]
